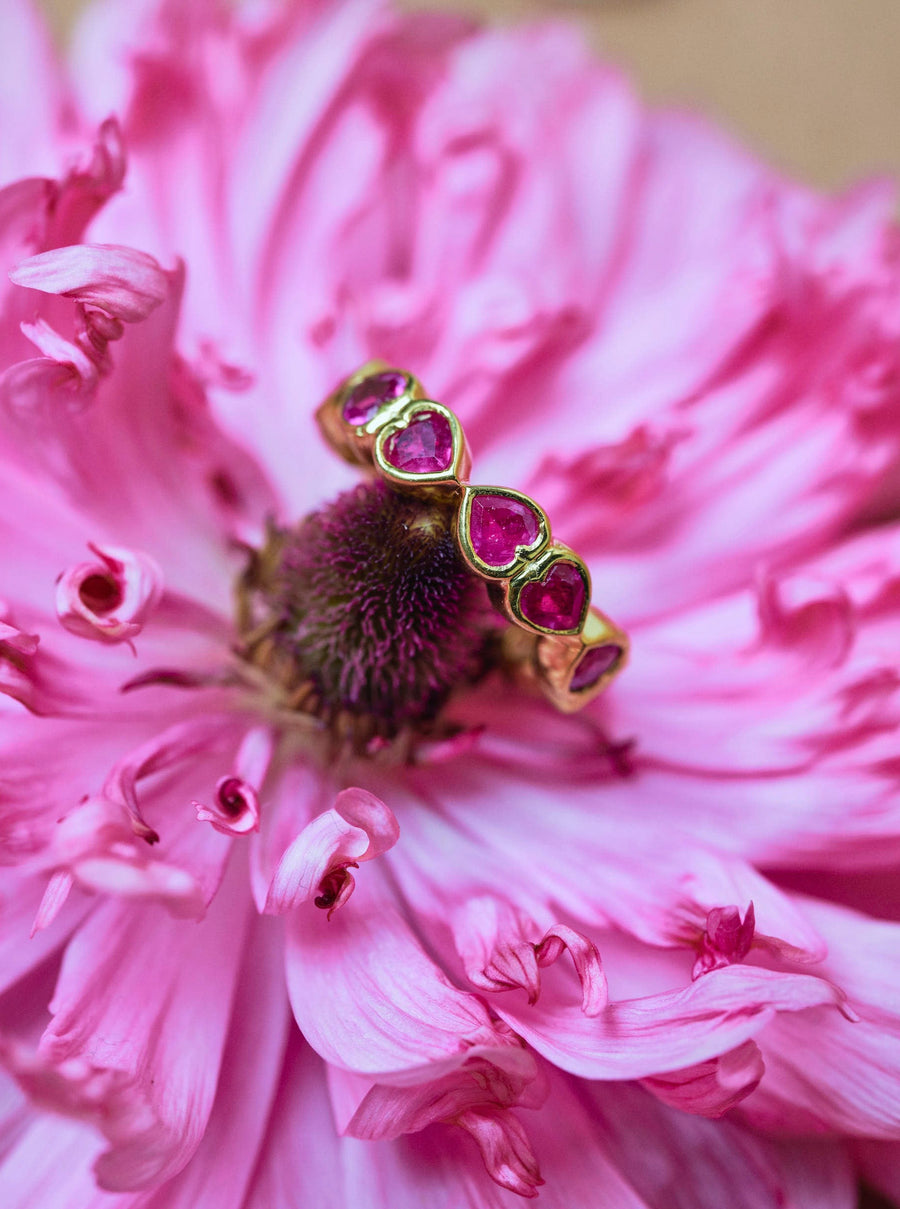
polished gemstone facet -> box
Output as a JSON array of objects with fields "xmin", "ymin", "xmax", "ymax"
[
  {"xmin": 570, "ymin": 643, "xmax": 622, "ymax": 691},
  {"xmin": 341, "ymin": 371, "xmax": 406, "ymax": 426},
  {"xmin": 518, "ymin": 560, "xmax": 586, "ymax": 632},
  {"xmin": 468, "ymin": 493, "xmax": 542, "ymax": 567},
  {"xmin": 383, "ymin": 410, "xmax": 454, "ymax": 474}
]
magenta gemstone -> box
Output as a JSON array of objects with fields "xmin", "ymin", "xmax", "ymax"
[
  {"xmin": 384, "ymin": 410, "xmax": 454, "ymax": 475},
  {"xmin": 342, "ymin": 371, "xmax": 406, "ymax": 426},
  {"xmin": 570, "ymin": 643, "xmax": 622, "ymax": 692},
  {"xmin": 468, "ymin": 493, "xmax": 542, "ymax": 568},
  {"xmin": 518, "ymin": 560, "xmax": 587, "ymax": 632}
]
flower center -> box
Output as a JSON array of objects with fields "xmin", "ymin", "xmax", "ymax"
[{"xmin": 236, "ymin": 480, "xmax": 496, "ymax": 748}]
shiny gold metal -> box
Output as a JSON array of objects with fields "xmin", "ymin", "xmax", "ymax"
[
  {"xmin": 372, "ymin": 400, "xmax": 470, "ymax": 496},
  {"xmin": 314, "ymin": 361, "xmax": 424, "ymax": 468},
  {"xmin": 315, "ymin": 364, "xmax": 629, "ymax": 711},
  {"xmin": 456, "ymin": 484, "xmax": 551, "ymax": 579},
  {"xmin": 533, "ymin": 605, "xmax": 629, "ymax": 712}
]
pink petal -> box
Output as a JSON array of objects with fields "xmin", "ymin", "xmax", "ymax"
[
  {"xmin": 133, "ymin": 916, "xmax": 291, "ymax": 1209},
  {"xmin": 0, "ymin": 1, "xmax": 69, "ymax": 182},
  {"xmin": 194, "ymin": 727, "xmax": 272, "ymax": 837},
  {"xmin": 389, "ymin": 757, "xmax": 827, "ymax": 964},
  {"xmin": 102, "ymin": 715, "xmax": 243, "ymax": 842},
  {"xmin": 55, "ymin": 542, "xmax": 163, "ymax": 645},
  {"xmin": 494, "ymin": 964, "xmax": 850, "ymax": 1080},
  {"xmin": 738, "ymin": 896, "xmax": 900, "ymax": 1137},
  {"xmin": 641, "ymin": 1040, "xmax": 764, "ymax": 1117},
  {"xmin": 456, "ymin": 1108, "xmax": 543, "ymax": 1199},
  {"xmin": 244, "ymin": 1036, "xmax": 648, "ymax": 1209},
  {"xmin": 0, "ymin": 1109, "xmax": 113, "ymax": 1209},
  {"xmin": 535, "ymin": 924, "xmax": 607, "ymax": 1017},
  {"xmin": 10, "ymin": 244, "xmax": 168, "ymax": 323},
  {"xmin": 31, "ymin": 862, "xmax": 250, "ymax": 1190},
  {"xmin": 264, "ymin": 787, "xmax": 399, "ymax": 915},
  {"xmin": 582, "ymin": 1078, "xmax": 857, "ymax": 1209},
  {"xmin": 284, "ymin": 868, "xmax": 503, "ymax": 1078},
  {"xmin": 451, "ymin": 897, "xmax": 607, "ymax": 1015}
]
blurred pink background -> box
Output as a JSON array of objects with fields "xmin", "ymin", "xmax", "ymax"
[{"xmin": 38, "ymin": 0, "xmax": 900, "ymax": 191}]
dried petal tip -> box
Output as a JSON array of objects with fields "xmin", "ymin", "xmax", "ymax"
[
  {"xmin": 693, "ymin": 902, "xmax": 756, "ymax": 979},
  {"xmin": 56, "ymin": 543, "xmax": 162, "ymax": 645}
]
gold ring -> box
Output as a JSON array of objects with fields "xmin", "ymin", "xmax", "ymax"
[{"xmin": 315, "ymin": 363, "xmax": 629, "ymax": 711}]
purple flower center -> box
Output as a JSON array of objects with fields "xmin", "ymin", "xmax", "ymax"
[{"xmin": 236, "ymin": 481, "xmax": 492, "ymax": 746}]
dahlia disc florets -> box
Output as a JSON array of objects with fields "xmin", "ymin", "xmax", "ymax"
[{"xmin": 235, "ymin": 479, "xmax": 495, "ymax": 745}]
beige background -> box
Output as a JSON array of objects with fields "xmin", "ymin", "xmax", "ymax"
[{"xmin": 38, "ymin": 0, "xmax": 900, "ymax": 192}]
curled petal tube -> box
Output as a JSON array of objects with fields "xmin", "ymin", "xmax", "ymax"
[
  {"xmin": 264, "ymin": 788, "xmax": 400, "ymax": 917},
  {"xmin": 194, "ymin": 727, "xmax": 272, "ymax": 836},
  {"xmin": 195, "ymin": 776, "xmax": 260, "ymax": 837},
  {"xmin": 56, "ymin": 543, "xmax": 162, "ymax": 645}
]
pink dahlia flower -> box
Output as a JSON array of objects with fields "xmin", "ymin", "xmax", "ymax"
[{"xmin": 2, "ymin": 0, "xmax": 900, "ymax": 1205}]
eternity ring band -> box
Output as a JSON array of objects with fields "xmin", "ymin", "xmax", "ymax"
[{"xmin": 315, "ymin": 363, "xmax": 629, "ymax": 712}]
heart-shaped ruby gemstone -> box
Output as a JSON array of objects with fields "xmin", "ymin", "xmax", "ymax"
[
  {"xmin": 341, "ymin": 371, "xmax": 407, "ymax": 426},
  {"xmin": 467, "ymin": 492, "xmax": 543, "ymax": 568},
  {"xmin": 570, "ymin": 643, "xmax": 622, "ymax": 691},
  {"xmin": 383, "ymin": 410, "xmax": 454, "ymax": 475},
  {"xmin": 518, "ymin": 560, "xmax": 587, "ymax": 632}
]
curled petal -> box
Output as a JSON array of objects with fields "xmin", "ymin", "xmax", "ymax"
[
  {"xmin": 103, "ymin": 716, "xmax": 240, "ymax": 842},
  {"xmin": 0, "ymin": 353, "xmax": 97, "ymax": 417},
  {"xmin": 48, "ymin": 118, "xmax": 127, "ymax": 246},
  {"xmin": 535, "ymin": 924, "xmax": 607, "ymax": 1017},
  {"xmin": 195, "ymin": 725, "xmax": 271, "ymax": 837},
  {"xmin": 641, "ymin": 1040, "xmax": 765, "ymax": 1117},
  {"xmin": 264, "ymin": 787, "xmax": 399, "ymax": 916},
  {"xmin": 56, "ymin": 543, "xmax": 162, "ymax": 645},
  {"xmin": 453, "ymin": 898, "xmax": 606, "ymax": 1015},
  {"xmin": 453, "ymin": 897, "xmax": 541, "ymax": 1003},
  {"xmin": 756, "ymin": 570, "xmax": 855, "ymax": 670},
  {"xmin": 693, "ymin": 902, "xmax": 756, "ymax": 979},
  {"xmin": 456, "ymin": 1108, "xmax": 544, "ymax": 1199},
  {"xmin": 336, "ymin": 1046, "xmax": 543, "ymax": 1141},
  {"xmin": 195, "ymin": 777, "xmax": 260, "ymax": 837},
  {"xmin": 10, "ymin": 243, "xmax": 168, "ymax": 323},
  {"xmin": 20, "ymin": 317, "xmax": 99, "ymax": 392},
  {"xmin": 32, "ymin": 794, "xmax": 205, "ymax": 928}
]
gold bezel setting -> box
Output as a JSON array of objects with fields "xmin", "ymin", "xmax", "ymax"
[
  {"xmin": 504, "ymin": 543, "xmax": 591, "ymax": 637},
  {"xmin": 315, "ymin": 365, "xmax": 629, "ymax": 711},
  {"xmin": 315, "ymin": 361, "xmax": 423, "ymax": 467},
  {"xmin": 457, "ymin": 484, "xmax": 551, "ymax": 579},
  {"xmin": 373, "ymin": 400, "xmax": 470, "ymax": 493},
  {"xmin": 534, "ymin": 605, "xmax": 630, "ymax": 712}
]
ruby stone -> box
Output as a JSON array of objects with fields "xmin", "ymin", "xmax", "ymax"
[
  {"xmin": 468, "ymin": 493, "xmax": 542, "ymax": 568},
  {"xmin": 342, "ymin": 371, "xmax": 406, "ymax": 426},
  {"xmin": 518, "ymin": 560, "xmax": 586, "ymax": 632},
  {"xmin": 383, "ymin": 410, "xmax": 454, "ymax": 475},
  {"xmin": 570, "ymin": 643, "xmax": 622, "ymax": 692}
]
